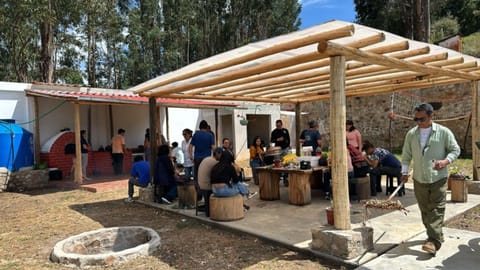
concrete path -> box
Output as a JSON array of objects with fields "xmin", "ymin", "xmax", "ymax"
[
  {"xmin": 136, "ymin": 180, "xmax": 480, "ymax": 268},
  {"xmin": 356, "ymin": 228, "xmax": 480, "ymax": 270}
]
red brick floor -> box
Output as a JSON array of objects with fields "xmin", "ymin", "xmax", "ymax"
[{"xmin": 47, "ymin": 174, "xmax": 129, "ymax": 193}]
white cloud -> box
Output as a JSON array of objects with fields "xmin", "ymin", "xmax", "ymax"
[{"xmin": 299, "ymin": 0, "xmax": 332, "ymax": 7}]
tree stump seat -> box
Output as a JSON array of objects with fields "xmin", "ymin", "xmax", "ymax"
[
  {"xmin": 139, "ymin": 186, "xmax": 154, "ymax": 202},
  {"xmin": 350, "ymin": 176, "xmax": 370, "ymax": 200},
  {"xmin": 177, "ymin": 182, "xmax": 197, "ymax": 208},
  {"xmin": 209, "ymin": 194, "xmax": 244, "ymax": 221}
]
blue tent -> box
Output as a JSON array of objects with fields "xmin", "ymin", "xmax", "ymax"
[{"xmin": 0, "ymin": 122, "xmax": 34, "ymax": 171}]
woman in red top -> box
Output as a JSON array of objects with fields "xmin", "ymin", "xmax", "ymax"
[{"xmin": 346, "ymin": 120, "xmax": 362, "ymax": 151}]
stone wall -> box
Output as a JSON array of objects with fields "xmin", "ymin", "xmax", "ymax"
[
  {"xmin": 0, "ymin": 167, "xmax": 49, "ymax": 192},
  {"xmin": 300, "ymin": 83, "xmax": 473, "ymax": 154}
]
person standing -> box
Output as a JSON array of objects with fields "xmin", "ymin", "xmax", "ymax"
[
  {"xmin": 299, "ymin": 120, "xmax": 322, "ymax": 152},
  {"xmin": 249, "ymin": 136, "xmax": 265, "ymax": 185},
  {"xmin": 181, "ymin": 128, "xmax": 194, "ymax": 179},
  {"xmin": 346, "ymin": 120, "xmax": 362, "ymax": 151},
  {"xmin": 400, "ymin": 103, "xmax": 460, "ymax": 255},
  {"xmin": 270, "ymin": 119, "xmax": 290, "ymax": 186},
  {"xmin": 189, "ymin": 120, "xmax": 215, "ymax": 198},
  {"xmin": 125, "ymin": 155, "xmax": 150, "ymax": 203},
  {"xmin": 270, "ymin": 119, "xmax": 290, "ymax": 155},
  {"xmin": 80, "ymin": 130, "xmax": 91, "ymax": 181},
  {"xmin": 112, "ymin": 128, "xmax": 126, "ymax": 175}
]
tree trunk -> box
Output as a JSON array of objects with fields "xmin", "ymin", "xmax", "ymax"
[
  {"xmin": 413, "ymin": 0, "xmax": 430, "ymax": 42},
  {"xmin": 39, "ymin": 0, "xmax": 54, "ymax": 83}
]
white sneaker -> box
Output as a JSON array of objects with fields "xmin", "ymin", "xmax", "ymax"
[
  {"xmin": 125, "ymin": 197, "xmax": 134, "ymax": 203},
  {"xmin": 247, "ymin": 191, "xmax": 258, "ymax": 200},
  {"xmin": 161, "ymin": 197, "xmax": 172, "ymax": 205}
]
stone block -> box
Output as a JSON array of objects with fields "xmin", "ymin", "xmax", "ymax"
[
  {"xmin": 139, "ymin": 186, "xmax": 154, "ymax": 203},
  {"xmin": 467, "ymin": 181, "xmax": 480, "ymax": 195},
  {"xmin": 311, "ymin": 225, "xmax": 373, "ymax": 259},
  {"xmin": 5, "ymin": 168, "xmax": 48, "ymax": 192}
]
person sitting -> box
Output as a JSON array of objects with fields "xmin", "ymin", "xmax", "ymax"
[
  {"xmin": 154, "ymin": 144, "xmax": 178, "ymax": 204},
  {"xmin": 197, "ymin": 147, "xmax": 223, "ymax": 217},
  {"xmin": 363, "ymin": 141, "xmax": 402, "ymax": 196},
  {"xmin": 210, "ymin": 150, "xmax": 256, "ymax": 210},
  {"xmin": 126, "ymin": 155, "xmax": 150, "ymax": 203},
  {"xmin": 323, "ymin": 143, "xmax": 354, "ymax": 200},
  {"xmin": 347, "ymin": 142, "xmax": 369, "ymax": 177},
  {"xmin": 171, "ymin": 141, "xmax": 184, "ymax": 169}
]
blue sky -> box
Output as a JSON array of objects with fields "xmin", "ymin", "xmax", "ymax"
[{"xmin": 299, "ymin": 0, "xmax": 356, "ymax": 29}]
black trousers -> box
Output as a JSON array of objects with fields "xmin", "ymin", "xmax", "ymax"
[{"xmin": 112, "ymin": 153, "xmax": 124, "ymax": 175}]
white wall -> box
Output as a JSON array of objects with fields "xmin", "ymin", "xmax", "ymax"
[{"xmin": 0, "ymin": 82, "xmax": 34, "ymax": 132}]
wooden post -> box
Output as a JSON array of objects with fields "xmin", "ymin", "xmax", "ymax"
[
  {"xmin": 74, "ymin": 102, "xmax": 83, "ymax": 184},
  {"xmin": 149, "ymin": 97, "xmax": 157, "ymax": 184},
  {"xmin": 214, "ymin": 109, "xmax": 219, "ymax": 145},
  {"xmin": 472, "ymin": 81, "xmax": 480, "ymax": 180},
  {"xmin": 329, "ymin": 55, "xmax": 351, "ymax": 230},
  {"xmin": 295, "ymin": 103, "xmax": 301, "ymax": 155},
  {"xmin": 33, "ymin": 97, "xmax": 41, "ymax": 165}
]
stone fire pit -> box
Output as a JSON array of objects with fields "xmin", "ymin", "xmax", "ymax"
[{"xmin": 50, "ymin": 226, "xmax": 160, "ymax": 267}]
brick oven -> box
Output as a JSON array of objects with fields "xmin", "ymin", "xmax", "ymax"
[{"xmin": 40, "ymin": 131, "xmax": 132, "ymax": 179}]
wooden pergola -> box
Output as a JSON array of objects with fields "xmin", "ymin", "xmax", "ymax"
[{"xmin": 129, "ymin": 20, "xmax": 480, "ymax": 230}]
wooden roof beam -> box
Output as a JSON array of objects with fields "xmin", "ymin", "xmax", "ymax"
[
  {"xmin": 135, "ymin": 24, "xmax": 355, "ymax": 95},
  {"xmin": 163, "ymin": 93, "xmax": 293, "ymax": 103},
  {"xmin": 318, "ymin": 41, "xmax": 480, "ymax": 81},
  {"xmin": 186, "ymin": 34, "xmax": 391, "ymax": 96},
  {"xmin": 346, "ymin": 46, "xmax": 430, "ymax": 69}
]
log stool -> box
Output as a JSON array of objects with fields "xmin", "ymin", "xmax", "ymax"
[
  {"xmin": 209, "ymin": 194, "xmax": 244, "ymax": 221},
  {"xmin": 177, "ymin": 182, "xmax": 197, "ymax": 208},
  {"xmin": 139, "ymin": 186, "xmax": 154, "ymax": 202},
  {"xmin": 450, "ymin": 178, "xmax": 468, "ymax": 202},
  {"xmin": 259, "ymin": 170, "xmax": 280, "ymax": 200},
  {"xmin": 386, "ymin": 174, "xmax": 405, "ymax": 196},
  {"xmin": 288, "ymin": 172, "xmax": 311, "ymax": 205},
  {"xmin": 351, "ymin": 176, "xmax": 370, "ymax": 200}
]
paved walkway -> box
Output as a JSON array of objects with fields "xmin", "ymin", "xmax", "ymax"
[
  {"xmin": 136, "ymin": 181, "xmax": 480, "ymax": 269},
  {"xmin": 49, "ymin": 177, "xmax": 480, "ymax": 268}
]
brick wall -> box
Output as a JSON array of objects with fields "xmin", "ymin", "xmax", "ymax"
[{"xmin": 40, "ymin": 131, "xmax": 132, "ymax": 178}]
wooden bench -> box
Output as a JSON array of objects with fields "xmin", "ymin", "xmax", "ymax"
[{"xmin": 209, "ymin": 194, "xmax": 244, "ymax": 221}]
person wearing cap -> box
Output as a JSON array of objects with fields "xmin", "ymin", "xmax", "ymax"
[
  {"xmin": 299, "ymin": 120, "xmax": 322, "ymax": 152},
  {"xmin": 401, "ymin": 103, "xmax": 460, "ymax": 255},
  {"xmin": 197, "ymin": 147, "xmax": 223, "ymax": 217}
]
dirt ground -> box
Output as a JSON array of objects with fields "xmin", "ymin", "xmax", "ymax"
[
  {"xmin": 0, "ymin": 186, "xmax": 347, "ymax": 270},
  {"xmin": 1, "ymin": 183, "xmax": 479, "ymax": 270}
]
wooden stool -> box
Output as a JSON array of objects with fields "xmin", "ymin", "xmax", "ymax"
[
  {"xmin": 139, "ymin": 186, "xmax": 154, "ymax": 202},
  {"xmin": 289, "ymin": 172, "xmax": 311, "ymax": 205},
  {"xmin": 209, "ymin": 195, "xmax": 244, "ymax": 221},
  {"xmin": 386, "ymin": 175, "xmax": 405, "ymax": 196},
  {"xmin": 259, "ymin": 170, "xmax": 280, "ymax": 200},
  {"xmin": 177, "ymin": 183, "xmax": 197, "ymax": 208},
  {"xmin": 450, "ymin": 178, "xmax": 468, "ymax": 202},
  {"xmin": 351, "ymin": 176, "xmax": 370, "ymax": 200}
]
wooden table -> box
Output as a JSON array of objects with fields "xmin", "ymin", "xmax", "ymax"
[{"xmin": 256, "ymin": 166, "xmax": 329, "ymax": 206}]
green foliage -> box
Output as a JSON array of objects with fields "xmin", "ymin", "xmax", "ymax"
[
  {"xmin": 0, "ymin": 0, "xmax": 301, "ymax": 87},
  {"xmin": 430, "ymin": 16, "xmax": 459, "ymax": 43},
  {"xmin": 462, "ymin": 32, "xmax": 480, "ymax": 58}
]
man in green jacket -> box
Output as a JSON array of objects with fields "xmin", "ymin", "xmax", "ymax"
[{"xmin": 401, "ymin": 103, "xmax": 460, "ymax": 255}]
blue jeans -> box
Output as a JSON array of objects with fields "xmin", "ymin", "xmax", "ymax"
[
  {"xmin": 212, "ymin": 183, "xmax": 249, "ymax": 197},
  {"xmin": 250, "ymin": 160, "xmax": 261, "ymax": 183},
  {"xmin": 184, "ymin": 166, "xmax": 193, "ymax": 180}
]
